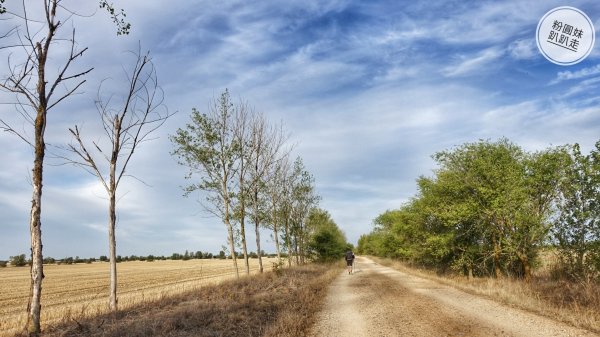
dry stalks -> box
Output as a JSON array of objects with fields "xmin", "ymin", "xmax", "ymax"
[{"xmin": 30, "ymin": 262, "xmax": 341, "ymax": 337}]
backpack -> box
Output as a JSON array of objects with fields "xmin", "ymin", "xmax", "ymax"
[{"xmin": 345, "ymin": 251, "xmax": 354, "ymax": 261}]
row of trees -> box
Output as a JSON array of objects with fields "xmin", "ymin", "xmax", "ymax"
[
  {"xmin": 358, "ymin": 138, "xmax": 600, "ymax": 282},
  {"xmin": 2, "ymin": 251, "xmax": 267, "ymax": 266},
  {"xmin": 171, "ymin": 89, "xmax": 329, "ymax": 276},
  {"xmin": 4, "ymin": 255, "xmax": 95, "ymax": 266}
]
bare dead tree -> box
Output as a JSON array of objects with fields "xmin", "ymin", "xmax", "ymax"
[
  {"xmin": 0, "ymin": 2, "xmax": 91, "ymax": 335},
  {"xmin": 0, "ymin": 1, "xmax": 129, "ymax": 333},
  {"xmin": 247, "ymin": 114, "xmax": 287, "ymax": 273},
  {"xmin": 63, "ymin": 50, "xmax": 171, "ymax": 312}
]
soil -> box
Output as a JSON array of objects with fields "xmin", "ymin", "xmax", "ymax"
[{"xmin": 309, "ymin": 257, "xmax": 597, "ymax": 337}]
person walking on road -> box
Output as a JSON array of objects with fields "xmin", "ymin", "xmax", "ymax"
[{"xmin": 345, "ymin": 249, "xmax": 355, "ymax": 274}]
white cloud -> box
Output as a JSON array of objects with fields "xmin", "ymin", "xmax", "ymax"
[
  {"xmin": 508, "ymin": 39, "xmax": 538, "ymax": 60},
  {"xmin": 443, "ymin": 47, "xmax": 505, "ymax": 77},
  {"xmin": 550, "ymin": 64, "xmax": 600, "ymax": 84}
]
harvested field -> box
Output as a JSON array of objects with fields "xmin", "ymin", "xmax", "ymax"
[{"xmin": 0, "ymin": 258, "xmax": 276, "ymax": 336}]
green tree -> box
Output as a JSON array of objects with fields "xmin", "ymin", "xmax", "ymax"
[
  {"xmin": 362, "ymin": 139, "xmax": 568, "ymax": 281},
  {"xmin": 307, "ymin": 208, "xmax": 347, "ymax": 261},
  {"xmin": 171, "ymin": 89, "xmax": 241, "ymax": 278},
  {"xmin": 553, "ymin": 142, "xmax": 600, "ymax": 279},
  {"xmin": 10, "ymin": 254, "xmax": 27, "ymax": 267},
  {"xmin": 289, "ymin": 158, "xmax": 320, "ymax": 264}
]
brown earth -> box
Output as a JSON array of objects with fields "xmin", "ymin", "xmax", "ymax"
[{"xmin": 309, "ymin": 256, "xmax": 597, "ymax": 337}]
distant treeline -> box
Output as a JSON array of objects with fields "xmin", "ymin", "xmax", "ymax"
[
  {"xmin": 358, "ymin": 138, "xmax": 600, "ymax": 282},
  {"xmin": 2, "ymin": 250, "xmax": 285, "ymax": 267}
]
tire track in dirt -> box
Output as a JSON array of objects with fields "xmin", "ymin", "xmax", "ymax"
[{"xmin": 309, "ymin": 257, "xmax": 596, "ymax": 337}]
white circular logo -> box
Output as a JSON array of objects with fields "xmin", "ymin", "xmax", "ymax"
[{"xmin": 536, "ymin": 6, "xmax": 595, "ymax": 66}]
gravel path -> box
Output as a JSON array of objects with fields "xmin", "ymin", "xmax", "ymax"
[{"xmin": 309, "ymin": 256, "xmax": 597, "ymax": 337}]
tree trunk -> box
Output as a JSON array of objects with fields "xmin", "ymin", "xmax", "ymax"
[
  {"xmin": 252, "ymin": 188, "xmax": 264, "ymax": 273},
  {"xmin": 108, "ymin": 190, "xmax": 118, "ymax": 311},
  {"xmin": 226, "ymin": 221, "xmax": 239, "ymax": 278},
  {"xmin": 255, "ymin": 222, "xmax": 263, "ymax": 273},
  {"xmin": 271, "ymin": 195, "xmax": 281, "ymax": 264},
  {"xmin": 285, "ymin": 217, "xmax": 292, "ymax": 267},
  {"xmin": 27, "ymin": 159, "xmax": 44, "ymax": 336},
  {"xmin": 293, "ymin": 235, "xmax": 300, "ymax": 265},
  {"xmin": 493, "ymin": 236, "xmax": 502, "ymax": 279},
  {"xmin": 299, "ymin": 222, "xmax": 305, "ymax": 265},
  {"xmin": 26, "ymin": 40, "xmax": 50, "ymax": 336},
  {"xmin": 240, "ymin": 216, "xmax": 250, "ymax": 275},
  {"xmin": 518, "ymin": 253, "xmax": 532, "ymax": 282},
  {"xmin": 108, "ymin": 116, "xmax": 120, "ymax": 312},
  {"xmin": 223, "ymin": 174, "xmax": 239, "ymax": 278},
  {"xmin": 273, "ymin": 223, "xmax": 281, "ymax": 264}
]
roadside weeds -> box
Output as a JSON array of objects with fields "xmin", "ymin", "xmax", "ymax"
[{"xmin": 17, "ymin": 263, "xmax": 340, "ymax": 337}]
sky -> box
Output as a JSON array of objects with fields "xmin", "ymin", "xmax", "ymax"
[{"xmin": 1, "ymin": 0, "xmax": 600, "ymax": 260}]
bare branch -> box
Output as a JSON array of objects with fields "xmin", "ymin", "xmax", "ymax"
[
  {"xmin": 47, "ymin": 78, "xmax": 87, "ymax": 111},
  {"xmin": 0, "ymin": 118, "xmax": 33, "ymax": 146},
  {"xmin": 66, "ymin": 125, "xmax": 110, "ymax": 191}
]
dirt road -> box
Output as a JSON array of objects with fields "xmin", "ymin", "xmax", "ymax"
[{"xmin": 309, "ymin": 257, "xmax": 597, "ymax": 337}]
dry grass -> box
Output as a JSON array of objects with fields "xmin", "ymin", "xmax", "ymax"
[
  {"xmin": 372, "ymin": 256, "xmax": 600, "ymax": 334},
  {"xmin": 0, "ymin": 258, "xmax": 277, "ymax": 337},
  {"xmin": 31, "ymin": 262, "xmax": 340, "ymax": 337}
]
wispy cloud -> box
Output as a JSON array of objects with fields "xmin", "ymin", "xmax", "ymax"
[
  {"xmin": 550, "ymin": 64, "xmax": 600, "ymax": 84},
  {"xmin": 508, "ymin": 39, "xmax": 538, "ymax": 60},
  {"xmin": 443, "ymin": 47, "xmax": 505, "ymax": 77}
]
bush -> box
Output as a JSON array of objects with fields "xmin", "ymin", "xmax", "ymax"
[
  {"xmin": 0, "ymin": 261, "xmax": 7, "ymax": 267},
  {"xmin": 309, "ymin": 228, "xmax": 347, "ymax": 261},
  {"xmin": 10, "ymin": 254, "xmax": 27, "ymax": 267}
]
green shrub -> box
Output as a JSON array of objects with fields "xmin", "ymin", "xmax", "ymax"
[{"xmin": 10, "ymin": 254, "xmax": 27, "ymax": 267}]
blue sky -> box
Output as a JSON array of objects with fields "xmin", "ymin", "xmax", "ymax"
[{"xmin": 1, "ymin": 0, "xmax": 600, "ymax": 259}]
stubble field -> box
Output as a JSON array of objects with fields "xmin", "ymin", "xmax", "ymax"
[{"xmin": 0, "ymin": 258, "xmax": 275, "ymax": 337}]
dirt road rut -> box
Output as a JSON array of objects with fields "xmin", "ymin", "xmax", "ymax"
[{"xmin": 309, "ymin": 257, "xmax": 596, "ymax": 337}]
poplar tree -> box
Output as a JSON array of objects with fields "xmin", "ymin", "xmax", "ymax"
[{"xmin": 171, "ymin": 89, "xmax": 241, "ymax": 278}]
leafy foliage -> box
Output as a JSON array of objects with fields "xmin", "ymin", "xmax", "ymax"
[
  {"xmin": 307, "ymin": 208, "xmax": 348, "ymax": 261},
  {"xmin": 553, "ymin": 141, "xmax": 600, "ymax": 279},
  {"xmin": 10, "ymin": 254, "xmax": 27, "ymax": 267},
  {"xmin": 359, "ymin": 138, "xmax": 576, "ymax": 281},
  {"xmin": 99, "ymin": 1, "xmax": 131, "ymax": 35}
]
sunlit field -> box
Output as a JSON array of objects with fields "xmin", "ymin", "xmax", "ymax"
[{"xmin": 0, "ymin": 258, "xmax": 276, "ymax": 336}]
